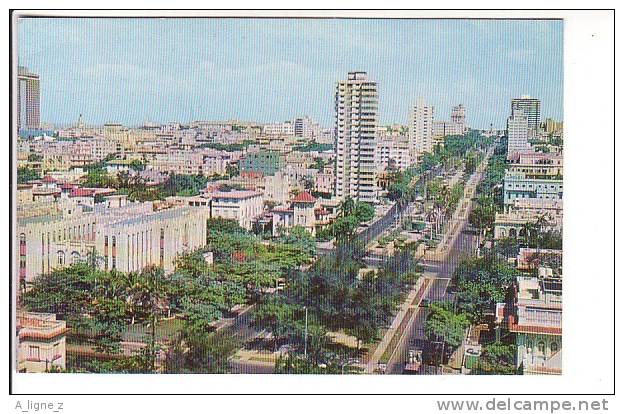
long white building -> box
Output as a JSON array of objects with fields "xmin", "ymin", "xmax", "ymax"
[
  {"xmin": 334, "ymin": 71, "xmax": 379, "ymax": 203},
  {"xmin": 16, "ymin": 198, "xmax": 210, "ymax": 286}
]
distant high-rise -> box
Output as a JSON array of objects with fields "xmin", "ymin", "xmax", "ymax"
[
  {"xmin": 507, "ymin": 108, "xmax": 529, "ymax": 158},
  {"xmin": 511, "ymin": 95, "xmax": 540, "ymax": 131},
  {"xmin": 450, "ymin": 104, "xmax": 466, "ymax": 135},
  {"xmin": 334, "ymin": 71, "xmax": 378, "ymax": 203},
  {"xmin": 17, "ymin": 66, "xmax": 40, "ymax": 130},
  {"xmin": 409, "ymin": 99, "xmax": 435, "ymax": 155}
]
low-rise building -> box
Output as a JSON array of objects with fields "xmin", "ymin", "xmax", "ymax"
[
  {"xmin": 271, "ymin": 191, "xmax": 318, "ymax": 236},
  {"xmin": 16, "ymin": 311, "xmax": 68, "ymax": 373},
  {"xmin": 508, "ymin": 267, "xmax": 562, "ymax": 375},
  {"xmin": 494, "ymin": 200, "xmax": 563, "ymax": 239},
  {"xmin": 503, "ymin": 171, "xmax": 563, "ymax": 207},
  {"xmin": 208, "ymin": 189, "xmax": 264, "ymax": 230},
  {"xmin": 149, "ymin": 148, "xmax": 233, "ymax": 176}
]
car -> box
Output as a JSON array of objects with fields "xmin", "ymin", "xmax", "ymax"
[{"xmin": 403, "ymin": 349, "xmax": 423, "ymax": 374}]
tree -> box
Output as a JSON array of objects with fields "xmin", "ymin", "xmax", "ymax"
[
  {"xmin": 424, "ymin": 302, "xmax": 470, "ymax": 350},
  {"xmin": 225, "ymin": 163, "xmax": 239, "ymax": 178},
  {"xmin": 27, "ymin": 153, "xmax": 43, "ymax": 162},
  {"xmin": 17, "ymin": 167, "xmax": 39, "ymax": 183},
  {"xmin": 473, "ymin": 342, "xmax": 517, "ymax": 375},
  {"xmin": 453, "ymin": 257, "xmax": 519, "ymax": 323},
  {"xmin": 180, "ymin": 300, "xmax": 222, "ymax": 335},
  {"xmin": 339, "ymin": 196, "xmax": 356, "ymax": 218}
]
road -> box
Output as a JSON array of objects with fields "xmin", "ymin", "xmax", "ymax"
[
  {"xmin": 384, "ymin": 230, "xmax": 479, "ymax": 375},
  {"xmin": 382, "ymin": 147, "xmax": 494, "ymax": 375}
]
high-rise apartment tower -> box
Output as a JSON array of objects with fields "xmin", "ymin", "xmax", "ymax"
[{"xmin": 334, "ymin": 71, "xmax": 378, "ymax": 203}]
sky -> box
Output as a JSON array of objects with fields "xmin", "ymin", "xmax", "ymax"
[{"xmin": 17, "ymin": 18, "xmax": 563, "ymax": 129}]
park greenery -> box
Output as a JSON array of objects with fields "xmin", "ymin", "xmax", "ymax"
[
  {"xmin": 292, "ymin": 142, "xmax": 333, "ymax": 152},
  {"xmin": 252, "ymin": 239, "xmax": 422, "ymax": 373},
  {"xmin": 81, "ymin": 165, "xmax": 214, "ymax": 201},
  {"xmin": 453, "ymin": 256, "xmax": 519, "ymax": 324},
  {"xmin": 198, "ymin": 140, "xmax": 255, "ymax": 152}
]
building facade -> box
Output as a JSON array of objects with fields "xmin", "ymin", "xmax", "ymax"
[
  {"xmin": 208, "ymin": 190, "xmax": 264, "ymax": 230},
  {"xmin": 507, "ymin": 109, "xmax": 530, "ymax": 158},
  {"xmin": 503, "ymin": 171, "xmax": 563, "ymax": 207},
  {"xmin": 511, "ymin": 96, "xmax": 541, "ymax": 131},
  {"xmin": 409, "ymin": 100, "xmax": 435, "ymax": 155},
  {"xmin": 334, "ymin": 71, "xmax": 379, "ymax": 203},
  {"xmin": 509, "ymin": 269, "xmax": 562, "ymax": 375},
  {"xmin": 17, "ymin": 66, "xmax": 40, "ymax": 130},
  {"xmin": 16, "ymin": 311, "xmax": 67, "ymax": 373},
  {"xmin": 16, "ymin": 201, "xmax": 211, "ymax": 284}
]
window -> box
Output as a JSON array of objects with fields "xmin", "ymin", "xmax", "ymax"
[
  {"xmin": 537, "ymin": 341, "xmax": 546, "ymax": 355},
  {"xmin": 551, "ymin": 341, "xmax": 559, "ymax": 353},
  {"xmin": 57, "ymin": 251, "xmax": 65, "ymax": 266},
  {"xmin": 526, "ymin": 340, "xmax": 533, "ymax": 352},
  {"xmin": 29, "ymin": 345, "xmax": 40, "ymax": 360}
]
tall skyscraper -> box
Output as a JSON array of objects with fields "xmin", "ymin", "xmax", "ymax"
[
  {"xmin": 450, "ymin": 104, "xmax": 466, "ymax": 135},
  {"xmin": 507, "ymin": 108, "xmax": 529, "ymax": 158},
  {"xmin": 511, "ymin": 95, "xmax": 541, "ymax": 131},
  {"xmin": 17, "ymin": 66, "xmax": 40, "ymax": 130},
  {"xmin": 334, "ymin": 71, "xmax": 378, "ymax": 203},
  {"xmin": 409, "ymin": 99, "xmax": 435, "ymax": 155}
]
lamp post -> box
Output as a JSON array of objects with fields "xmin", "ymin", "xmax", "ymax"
[{"xmin": 304, "ymin": 306, "xmax": 308, "ymax": 358}]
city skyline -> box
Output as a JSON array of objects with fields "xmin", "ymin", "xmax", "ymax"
[{"xmin": 17, "ymin": 18, "xmax": 563, "ymax": 129}]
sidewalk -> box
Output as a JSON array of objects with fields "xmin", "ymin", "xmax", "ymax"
[{"xmin": 364, "ymin": 276, "xmax": 430, "ymax": 373}]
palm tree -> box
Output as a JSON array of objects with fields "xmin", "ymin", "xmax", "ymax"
[{"xmin": 339, "ymin": 196, "xmax": 356, "ymax": 218}]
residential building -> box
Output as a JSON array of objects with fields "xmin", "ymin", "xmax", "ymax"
[
  {"xmin": 17, "ymin": 66, "xmax": 40, "ymax": 130},
  {"xmin": 263, "ymin": 121, "xmax": 295, "ymax": 136},
  {"xmin": 543, "ymin": 118, "xmax": 563, "ymax": 135},
  {"xmin": 271, "ymin": 191, "xmax": 318, "ymax": 236},
  {"xmin": 450, "ymin": 104, "xmax": 466, "ymax": 135},
  {"xmin": 149, "ymin": 148, "xmax": 232, "ymax": 176},
  {"xmin": 503, "ymin": 171, "xmax": 563, "ymax": 207},
  {"xmin": 509, "ymin": 268, "xmax": 562, "ymax": 375},
  {"xmin": 507, "ymin": 109, "xmax": 530, "ymax": 158},
  {"xmin": 507, "ymin": 151, "xmax": 563, "ymax": 180},
  {"xmin": 294, "ymin": 116, "xmax": 320, "ymax": 140},
  {"xmin": 409, "ymin": 100, "xmax": 435, "ymax": 155},
  {"xmin": 16, "ymin": 311, "xmax": 67, "ymax": 373},
  {"xmin": 208, "ymin": 189, "xmax": 264, "ymax": 230},
  {"xmin": 494, "ymin": 200, "xmax": 563, "ymax": 239},
  {"xmin": 376, "ymin": 136, "xmax": 412, "ymax": 171},
  {"xmin": 334, "ymin": 71, "xmax": 379, "ymax": 203}
]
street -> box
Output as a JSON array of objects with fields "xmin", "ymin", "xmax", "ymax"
[{"xmin": 382, "ymin": 147, "xmax": 493, "ymax": 375}]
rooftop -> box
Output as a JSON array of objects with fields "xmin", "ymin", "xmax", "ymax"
[
  {"xmin": 292, "ymin": 191, "xmax": 316, "ymax": 203},
  {"xmin": 209, "ymin": 190, "xmax": 262, "ymax": 200}
]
